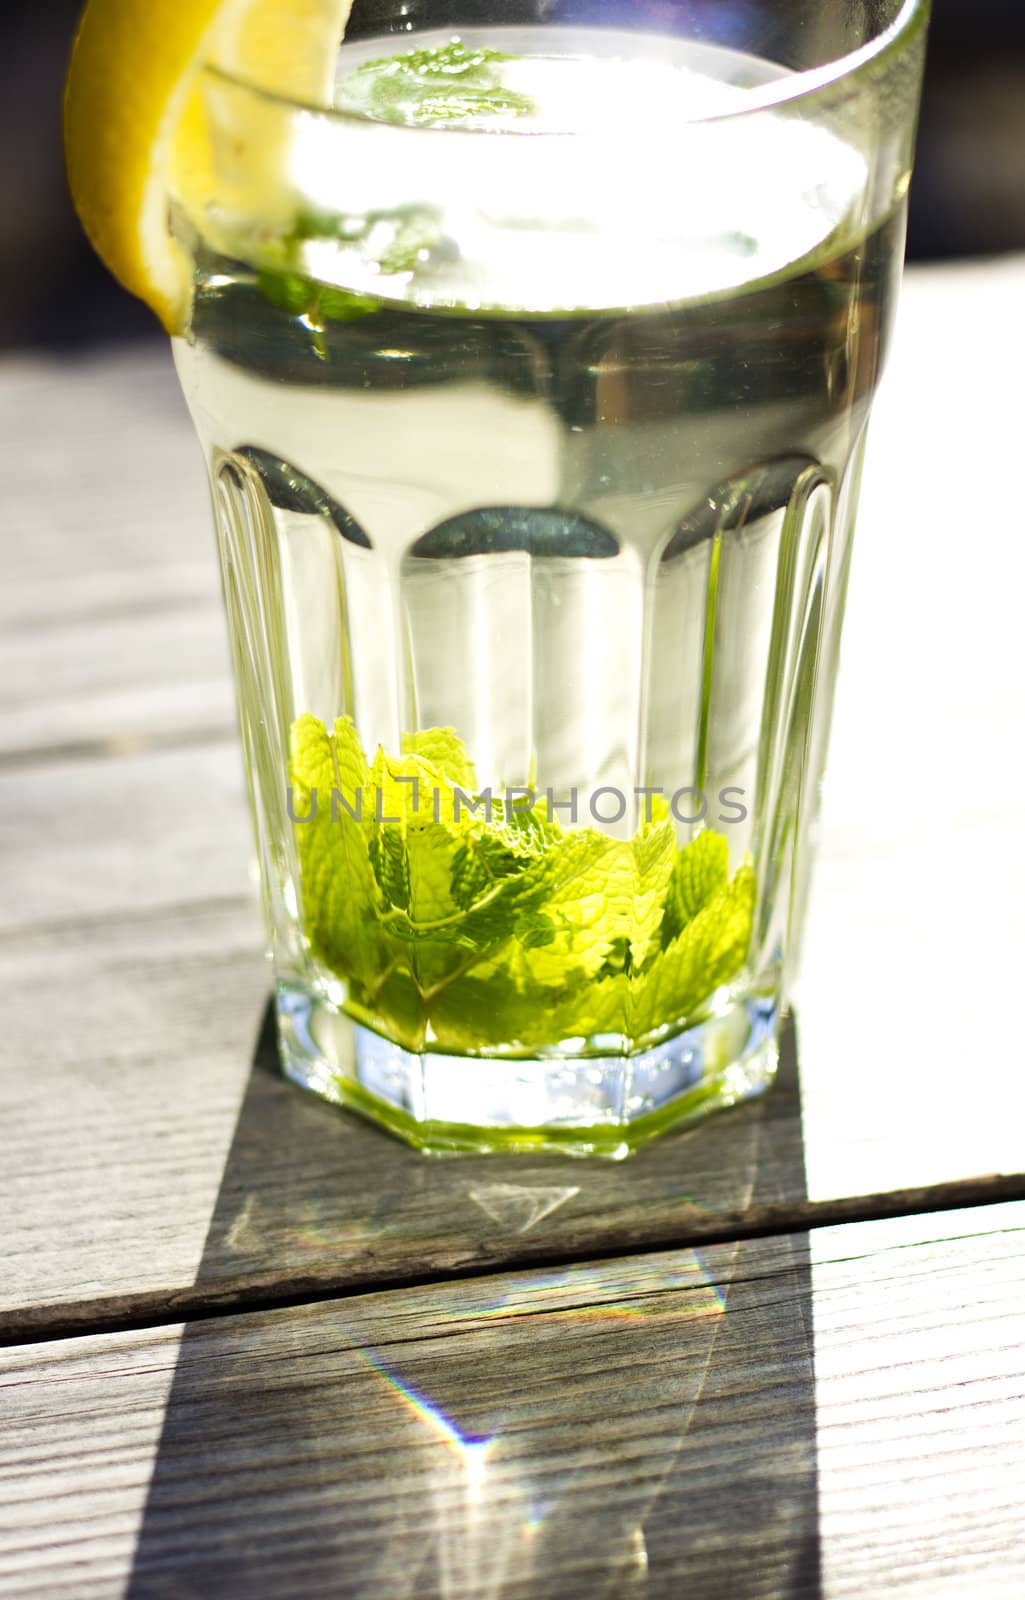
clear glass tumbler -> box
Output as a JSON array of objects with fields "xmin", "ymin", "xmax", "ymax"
[{"xmin": 173, "ymin": 0, "xmax": 929, "ymax": 1155}]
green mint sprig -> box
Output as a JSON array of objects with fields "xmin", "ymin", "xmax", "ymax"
[
  {"xmin": 289, "ymin": 715, "xmax": 754, "ymax": 1054},
  {"xmin": 341, "ymin": 37, "xmax": 536, "ymax": 128}
]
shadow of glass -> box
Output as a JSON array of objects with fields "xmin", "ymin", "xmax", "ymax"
[
  {"xmin": 126, "ymin": 1011, "xmax": 821, "ymax": 1598},
  {"xmin": 159, "ymin": 1002, "xmax": 814, "ymax": 1309}
]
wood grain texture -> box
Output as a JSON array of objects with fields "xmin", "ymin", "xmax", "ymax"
[
  {"xmin": 2, "ymin": 1204, "xmax": 1024, "ymax": 1599},
  {"xmin": 5, "ymin": 973, "xmax": 1023, "ymax": 1341},
  {"xmin": 0, "ymin": 924, "xmax": 808, "ymax": 1334},
  {"xmin": 0, "ymin": 348, "xmax": 235, "ymax": 761},
  {"xmin": 0, "ymin": 738, "xmax": 250, "ymax": 934},
  {"xmin": 0, "ymin": 902, "xmax": 264, "ymax": 1321}
]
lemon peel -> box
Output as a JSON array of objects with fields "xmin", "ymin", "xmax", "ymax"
[{"xmin": 63, "ymin": 0, "xmax": 353, "ymax": 331}]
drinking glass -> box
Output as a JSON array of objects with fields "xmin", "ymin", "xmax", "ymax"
[{"xmin": 172, "ymin": 0, "xmax": 929, "ymax": 1155}]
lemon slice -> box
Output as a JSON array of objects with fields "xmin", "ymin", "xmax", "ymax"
[{"xmin": 64, "ymin": 0, "xmax": 354, "ymax": 332}]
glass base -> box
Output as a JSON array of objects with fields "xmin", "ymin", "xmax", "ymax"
[{"xmin": 275, "ymin": 980, "xmax": 780, "ymax": 1158}]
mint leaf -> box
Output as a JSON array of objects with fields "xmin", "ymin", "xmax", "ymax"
[
  {"xmin": 629, "ymin": 822, "xmax": 678, "ymax": 967},
  {"xmin": 400, "ymin": 726, "xmax": 477, "ymax": 790},
  {"xmin": 341, "ymin": 38, "xmax": 536, "ymax": 128},
  {"xmin": 288, "ymin": 715, "xmax": 755, "ymax": 1055},
  {"xmin": 256, "ymin": 269, "xmax": 379, "ymax": 323},
  {"xmin": 449, "ymin": 821, "xmax": 547, "ymax": 911},
  {"xmin": 663, "ymin": 827, "xmax": 731, "ymax": 943},
  {"xmin": 365, "ymin": 739, "xmax": 549, "ymax": 996},
  {"xmin": 630, "ymin": 862, "xmax": 756, "ymax": 1039},
  {"xmin": 506, "ymin": 822, "xmax": 674, "ymax": 990},
  {"xmin": 289, "ymin": 715, "xmax": 391, "ymax": 990}
]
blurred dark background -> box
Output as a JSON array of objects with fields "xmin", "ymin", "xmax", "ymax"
[{"xmin": 4, "ymin": 0, "xmax": 1024, "ymax": 349}]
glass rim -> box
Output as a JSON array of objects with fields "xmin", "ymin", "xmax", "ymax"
[{"xmin": 201, "ymin": 0, "xmax": 929, "ymax": 135}]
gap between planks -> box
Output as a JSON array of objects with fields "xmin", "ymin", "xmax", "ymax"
[
  {"xmin": 4, "ymin": 1169, "xmax": 1025, "ymax": 1351},
  {"xmin": 0, "ymin": 725, "xmax": 238, "ymax": 775}
]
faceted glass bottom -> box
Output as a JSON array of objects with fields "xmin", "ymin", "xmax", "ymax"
[{"xmin": 276, "ymin": 981, "xmax": 780, "ymax": 1158}]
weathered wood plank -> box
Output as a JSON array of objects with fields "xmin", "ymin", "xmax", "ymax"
[
  {"xmin": 0, "ymin": 569, "xmax": 234, "ymax": 764},
  {"xmin": 2, "ymin": 1204, "xmax": 1023, "ymax": 1598},
  {"xmin": 0, "ymin": 347, "xmax": 199, "ymax": 585},
  {"xmin": 0, "ymin": 346, "xmax": 234, "ymax": 760},
  {"xmin": 0, "ymin": 739, "xmax": 250, "ymax": 934},
  {"xmin": 4, "ymin": 936, "xmax": 1022, "ymax": 1342},
  {"xmin": 0, "ymin": 886, "xmax": 808, "ymax": 1334},
  {"xmin": 0, "ymin": 902, "xmax": 264, "ymax": 1321}
]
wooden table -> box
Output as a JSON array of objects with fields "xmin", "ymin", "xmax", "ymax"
[{"xmin": 2, "ymin": 255, "xmax": 1024, "ymax": 1598}]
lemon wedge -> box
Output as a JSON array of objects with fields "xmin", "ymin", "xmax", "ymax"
[{"xmin": 63, "ymin": 0, "xmax": 354, "ymax": 332}]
